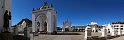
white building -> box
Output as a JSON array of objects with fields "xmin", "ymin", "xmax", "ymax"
[
  {"xmin": 88, "ymin": 22, "xmax": 102, "ymax": 32},
  {"xmin": 111, "ymin": 22, "xmax": 124, "ymax": 35},
  {"xmin": 32, "ymin": 2, "xmax": 57, "ymax": 33},
  {"xmin": 102, "ymin": 24, "xmax": 112, "ymax": 33},
  {"xmin": 0, "ymin": 0, "xmax": 12, "ymax": 33},
  {"xmin": 62, "ymin": 20, "xmax": 72, "ymax": 32},
  {"xmin": 103, "ymin": 22, "xmax": 124, "ymax": 35}
]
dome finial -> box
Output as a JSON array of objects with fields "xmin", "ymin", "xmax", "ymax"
[
  {"xmin": 41, "ymin": 2, "xmax": 49, "ymax": 9},
  {"xmin": 50, "ymin": 3, "xmax": 53, "ymax": 8},
  {"xmin": 44, "ymin": 2, "xmax": 48, "ymax": 6},
  {"xmin": 32, "ymin": 8, "xmax": 35, "ymax": 11}
]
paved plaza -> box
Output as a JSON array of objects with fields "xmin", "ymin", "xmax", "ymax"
[
  {"xmin": 30, "ymin": 34, "xmax": 83, "ymax": 40},
  {"xmin": 29, "ymin": 32, "xmax": 100, "ymax": 40},
  {"xmin": 29, "ymin": 32, "xmax": 124, "ymax": 40}
]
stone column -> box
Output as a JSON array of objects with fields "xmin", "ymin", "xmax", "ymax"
[
  {"xmin": 111, "ymin": 28, "xmax": 115, "ymax": 36},
  {"xmin": 114, "ymin": 29, "xmax": 118, "ymax": 36},
  {"xmin": 39, "ymin": 22, "xmax": 42, "ymax": 32},
  {"xmin": 101, "ymin": 27, "xmax": 107, "ymax": 37},
  {"xmin": 32, "ymin": 14, "xmax": 36, "ymax": 33},
  {"xmin": 122, "ymin": 25, "xmax": 124, "ymax": 34},
  {"xmin": 62, "ymin": 24, "xmax": 65, "ymax": 32},
  {"xmin": 0, "ymin": 0, "xmax": 4, "ymax": 33},
  {"xmin": 84, "ymin": 26, "xmax": 92, "ymax": 40},
  {"xmin": 69, "ymin": 25, "xmax": 72, "ymax": 32},
  {"xmin": 118, "ymin": 25, "xmax": 121, "ymax": 35},
  {"xmin": 9, "ymin": 20, "xmax": 11, "ymax": 32},
  {"xmin": 47, "ymin": 12, "xmax": 52, "ymax": 33}
]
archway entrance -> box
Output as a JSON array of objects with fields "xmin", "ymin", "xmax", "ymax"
[
  {"xmin": 65, "ymin": 28, "xmax": 69, "ymax": 32},
  {"xmin": 36, "ymin": 22, "xmax": 40, "ymax": 32},
  {"xmin": 42, "ymin": 22, "xmax": 47, "ymax": 32},
  {"xmin": 62, "ymin": 20, "xmax": 72, "ymax": 32},
  {"xmin": 35, "ymin": 14, "xmax": 48, "ymax": 34},
  {"xmin": 32, "ymin": 2, "xmax": 57, "ymax": 34}
]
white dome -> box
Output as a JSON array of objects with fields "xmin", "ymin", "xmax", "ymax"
[{"xmin": 90, "ymin": 22, "xmax": 98, "ymax": 25}]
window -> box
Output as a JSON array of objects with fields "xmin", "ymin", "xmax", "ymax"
[
  {"xmin": 114, "ymin": 25, "xmax": 118, "ymax": 27},
  {"xmin": 121, "ymin": 28, "xmax": 123, "ymax": 30},
  {"xmin": 117, "ymin": 25, "xmax": 119, "ymax": 27},
  {"xmin": 121, "ymin": 26, "xmax": 123, "ymax": 27}
]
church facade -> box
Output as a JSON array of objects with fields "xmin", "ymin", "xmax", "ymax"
[
  {"xmin": 32, "ymin": 2, "xmax": 57, "ymax": 33},
  {"xmin": 0, "ymin": 0, "xmax": 12, "ymax": 33}
]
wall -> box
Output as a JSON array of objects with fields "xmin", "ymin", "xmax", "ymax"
[
  {"xmin": 0, "ymin": 0, "xmax": 4, "ymax": 33},
  {"xmin": 0, "ymin": 0, "xmax": 12, "ymax": 33}
]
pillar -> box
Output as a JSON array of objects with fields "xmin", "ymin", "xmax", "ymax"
[
  {"xmin": 111, "ymin": 28, "xmax": 115, "ymax": 36},
  {"xmin": 32, "ymin": 14, "xmax": 35, "ymax": 33},
  {"xmin": 62, "ymin": 26, "xmax": 65, "ymax": 32},
  {"xmin": 0, "ymin": 0, "xmax": 4, "ymax": 33},
  {"xmin": 47, "ymin": 12, "xmax": 52, "ymax": 33},
  {"xmin": 118, "ymin": 25, "xmax": 121, "ymax": 35},
  {"xmin": 101, "ymin": 27, "xmax": 107, "ymax": 37},
  {"xmin": 122, "ymin": 25, "xmax": 124, "ymax": 34},
  {"xmin": 84, "ymin": 26, "xmax": 91, "ymax": 40},
  {"xmin": 69, "ymin": 25, "xmax": 72, "ymax": 32},
  {"xmin": 9, "ymin": 20, "xmax": 12, "ymax": 32},
  {"xmin": 117, "ymin": 28, "xmax": 121, "ymax": 35},
  {"xmin": 39, "ymin": 22, "xmax": 42, "ymax": 32}
]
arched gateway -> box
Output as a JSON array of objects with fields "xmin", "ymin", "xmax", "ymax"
[
  {"xmin": 62, "ymin": 20, "xmax": 72, "ymax": 32},
  {"xmin": 32, "ymin": 2, "xmax": 57, "ymax": 34}
]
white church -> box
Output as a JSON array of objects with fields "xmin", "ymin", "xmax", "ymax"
[
  {"xmin": 0, "ymin": 0, "xmax": 12, "ymax": 33},
  {"xmin": 32, "ymin": 2, "xmax": 57, "ymax": 34}
]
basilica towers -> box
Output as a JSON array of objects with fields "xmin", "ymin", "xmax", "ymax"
[{"xmin": 32, "ymin": 2, "xmax": 57, "ymax": 33}]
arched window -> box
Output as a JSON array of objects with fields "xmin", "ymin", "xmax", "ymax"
[{"xmin": 37, "ymin": 22, "xmax": 40, "ymax": 27}]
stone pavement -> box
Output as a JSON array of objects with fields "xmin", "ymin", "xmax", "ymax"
[
  {"xmin": 30, "ymin": 34, "xmax": 83, "ymax": 40},
  {"xmin": 29, "ymin": 32, "xmax": 124, "ymax": 40},
  {"xmin": 109, "ymin": 36, "xmax": 124, "ymax": 40}
]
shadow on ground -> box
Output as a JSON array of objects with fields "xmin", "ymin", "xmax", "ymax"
[
  {"xmin": 40, "ymin": 32, "xmax": 81, "ymax": 35},
  {"xmin": 13, "ymin": 35, "xmax": 30, "ymax": 40}
]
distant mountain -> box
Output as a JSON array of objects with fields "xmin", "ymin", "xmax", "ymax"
[{"xmin": 17, "ymin": 18, "xmax": 32, "ymax": 27}]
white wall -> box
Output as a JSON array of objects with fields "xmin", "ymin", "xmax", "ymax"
[
  {"xmin": 5, "ymin": 0, "xmax": 12, "ymax": 12},
  {"xmin": 0, "ymin": 0, "xmax": 4, "ymax": 33},
  {"xmin": 0, "ymin": 0, "xmax": 12, "ymax": 33}
]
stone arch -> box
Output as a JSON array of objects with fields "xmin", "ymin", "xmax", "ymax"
[
  {"xmin": 32, "ymin": 3, "xmax": 57, "ymax": 34},
  {"xmin": 35, "ymin": 14, "xmax": 47, "ymax": 33},
  {"xmin": 35, "ymin": 14, "xmax": 42, "ymax": 32},
  {"xmin": 43, "ymin": 21, "xmax": 47, "ymax": 32},
  {"xmin": 62, "ymin": 20, "xmax": 72, "ymax": 32}
]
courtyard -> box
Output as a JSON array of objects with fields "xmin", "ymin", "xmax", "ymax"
[{"xmin": 29, "ymin": 32, "xmax": 124, "ymax": 40}]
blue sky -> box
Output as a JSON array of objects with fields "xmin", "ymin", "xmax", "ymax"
[{"xmin": 12, "ymin": 0, "xmax": 124, "ymax": 27}]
